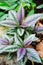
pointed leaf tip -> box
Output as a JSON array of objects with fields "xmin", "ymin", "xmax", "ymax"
[
  {"xmin": 17, "ymin": 48, "xmax": 26, "ymax": 61},
  {"xmin": 8, "ymin": 10, "xmax": 18, "ymax": 23},
  {"xmin": 24, "ymin": 34, "xmax": 35, "ymax": 47},
  {"xmin": 17, "ymin": 6, "xmax": 24, "ymax": 25},
  {"xmin": 0, "ymin": 38, "xmax": 9, "ymax": 45},
  {"xmin": 21, "ymin": 14, "xmax": 43, "ymax": 27},
  {"xmin": 26, "ymin": 48, "xmax": 41, "ymax": 63}
]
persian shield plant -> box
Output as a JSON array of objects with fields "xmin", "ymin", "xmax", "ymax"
[{"xmin": 0, "ymin": 6, "xmax": 43, "ymax": 65}]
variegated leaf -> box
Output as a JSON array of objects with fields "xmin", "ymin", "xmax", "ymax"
[
  {"xmin": 0, "ymin": 38, "xmax": 9, "ymax": 45},
  {"xmin": 17, "ymin": 6, "xmax": 24, "ymax": 25},
  {"xmin": 17, "ymin": 28, "xmax": 24, "ymax": 36},
  {"xmin": 34, "ymin": 26, "xmax": 43, "ymax": 34},
  {"xmin": 21, "ymin": 14, "xmax": 43, "ymax": 28},
  {"xmin": 26, "ymin": 48, "xmax": 41, "ymax": 63},
  {"xmin": 17, "ymin": 48, "xmax": 26, "ymax": 61},
  {"xmin": 24, "ymin": 34, "xmax": 35, "ymax": 47},
  {"xmin": 2, "ymin": 34, "xmax": 14, "ymax": 45},
  {"xmin": 8, "ymin": 10, "xmax": 18, "ymax": 24},
  {"xmin": 0, "ymin": 20, "xmax": 17, "ymax": 28},
  {"xmin": 14, "ymin": 33, "xmax": 23, "ymax": 46},
  {"xmin": 0, "ymin": 45, "xmax": 19, "ymax": 53}
]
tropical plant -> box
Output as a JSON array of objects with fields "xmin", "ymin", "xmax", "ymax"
[{"xmin": 0, "ymin": 6, "xmax": 43, "ymax": 65}]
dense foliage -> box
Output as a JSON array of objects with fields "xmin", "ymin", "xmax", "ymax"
[{"xmin": 0, "ymin": 0, "xmax": 43, "ymax": 65}]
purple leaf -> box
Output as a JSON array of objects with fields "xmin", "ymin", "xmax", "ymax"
[
  {"xmin": 24, "ymin": 41, "xmax": 32, "ymax": 48},
  {"xmin": 34, "ymin": 26, "xmax": 43, "ymax": 34},
  {"xmin": 24, "ymin": 34, "xmax": 35, "ymax": 47},
  {"xmin": 17, "ymin": 6, "xmax": 24, "ymax": 25},
  {"xmin": 26, "ymin": 48, "xmax": 41, "ymax": 63},
  {"xmin": 21, "ymin": 14, "xmax": 43, "ymax": 27},
  {"xmin": 0, "ymin": 38, "xmax": 9, "ymax": 45},
  {"xmin": 17, "ymin": 48, "xmax": 26, "ymax": 61},
  {"xmin": 0, "ymin": 20, "xmax": 17, "ymax": 28},
  {"xmin": 0, "ymin": 45, "xmax": 6, "ymax": 49}
]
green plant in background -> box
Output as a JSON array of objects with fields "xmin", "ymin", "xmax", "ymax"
[
  {"xmin": 0, "ymin": 6, "xmax": 43, "ymax": 65},
  {"xmin": 37, "ymin": 4, "xmax": 43, "ymax": 9},
  {"xmin": 0, "ymin": 0, "xmax": 36, "ymax": 20},
  {"xmin": 0, "ymin": 0, "xmax": 36, "ymax": 11},
  {"xmin": 0, "ymin": 0, "xmax": 20, "ymax": 11},
  {"xmin": 0, "ymin": 0, "xmax": 19, "ymax": 20},
  {"xmin": 0, "ymin": 0, "xmax": 43, "ymax": 20}
]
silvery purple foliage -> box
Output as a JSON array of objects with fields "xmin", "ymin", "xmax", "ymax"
[
  {"xmin": 17, "ymin": 34, "xmax": 41, "ymax": 63},
  {"xmin": 0, "ymin": 6, "xmax": 42, "ymax": 63},
  {"xmin": 17, "ymin": 47, "xmax": 41, "ymax": 63},
  {"xmin": 0, "ymin": 6, "xmax": 43, "ymax": 28},
  {"xmin": 34, "ymin": 26, "xmax": 43, "ymax": 34},
  {"xmin": 0, "ymin": 38, "xmax": 9, "ymax": 45}
]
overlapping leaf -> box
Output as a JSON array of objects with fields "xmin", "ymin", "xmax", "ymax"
[
  {"xmin": 0, "ymin": 6, "xmax": 43, "ymax": 29},
  {"xmin": 24, "ymin": 34, "xmax": 35, "ymax": 47},
  {"xmin": 26, "ymin": 48, "xmax": 41, "ymax": 63},
  {"xmin": 34, "ymin": 26, "xmax": 43, "ymax": 34},
  {"xmin": 0, "ymin": 45, "xmax": 19, "ymax": 53},
  {"xmin": 0, "ymin": 20, "xmax": 18, "ymax": 28},
  {"xmin": 0, "ymin": 38, "xmax": 9, "ymax": 45},
  {"xmin": 17, "ymin": 6, "xmax": 24, "ymax": 24},
  {"xmin": 17, "ymin": 48, "xmax": 26, "ymax": 61},
  {"xmin": 14, "ymin": 33, "xmax": 23, "ymax": 46},
  {"xmin": 21, "ymin": 14, "xmax": 43, "ymax": 28}
]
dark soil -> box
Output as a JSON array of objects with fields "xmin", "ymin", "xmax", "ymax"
[
  {"xmin": 26, "ymin": 60, "xmax": 42, "ymax": 65},
  {"xmin": 34, "ymin": 0, "xmax": 43, "ymax": 13}
]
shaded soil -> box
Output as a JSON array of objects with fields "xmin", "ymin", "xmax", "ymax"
[
  {"xmin": 34, "ymin": 0, "xmax": 43, "ymax": 13},
  {"xmin": 26, "ymin": 60, "xmax": 42, "ymax": 65}
]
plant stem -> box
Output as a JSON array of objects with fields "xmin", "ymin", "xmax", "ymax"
[{"xmin": 32, "ymin": 61, "xmax": 34, "ymax": 65}]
